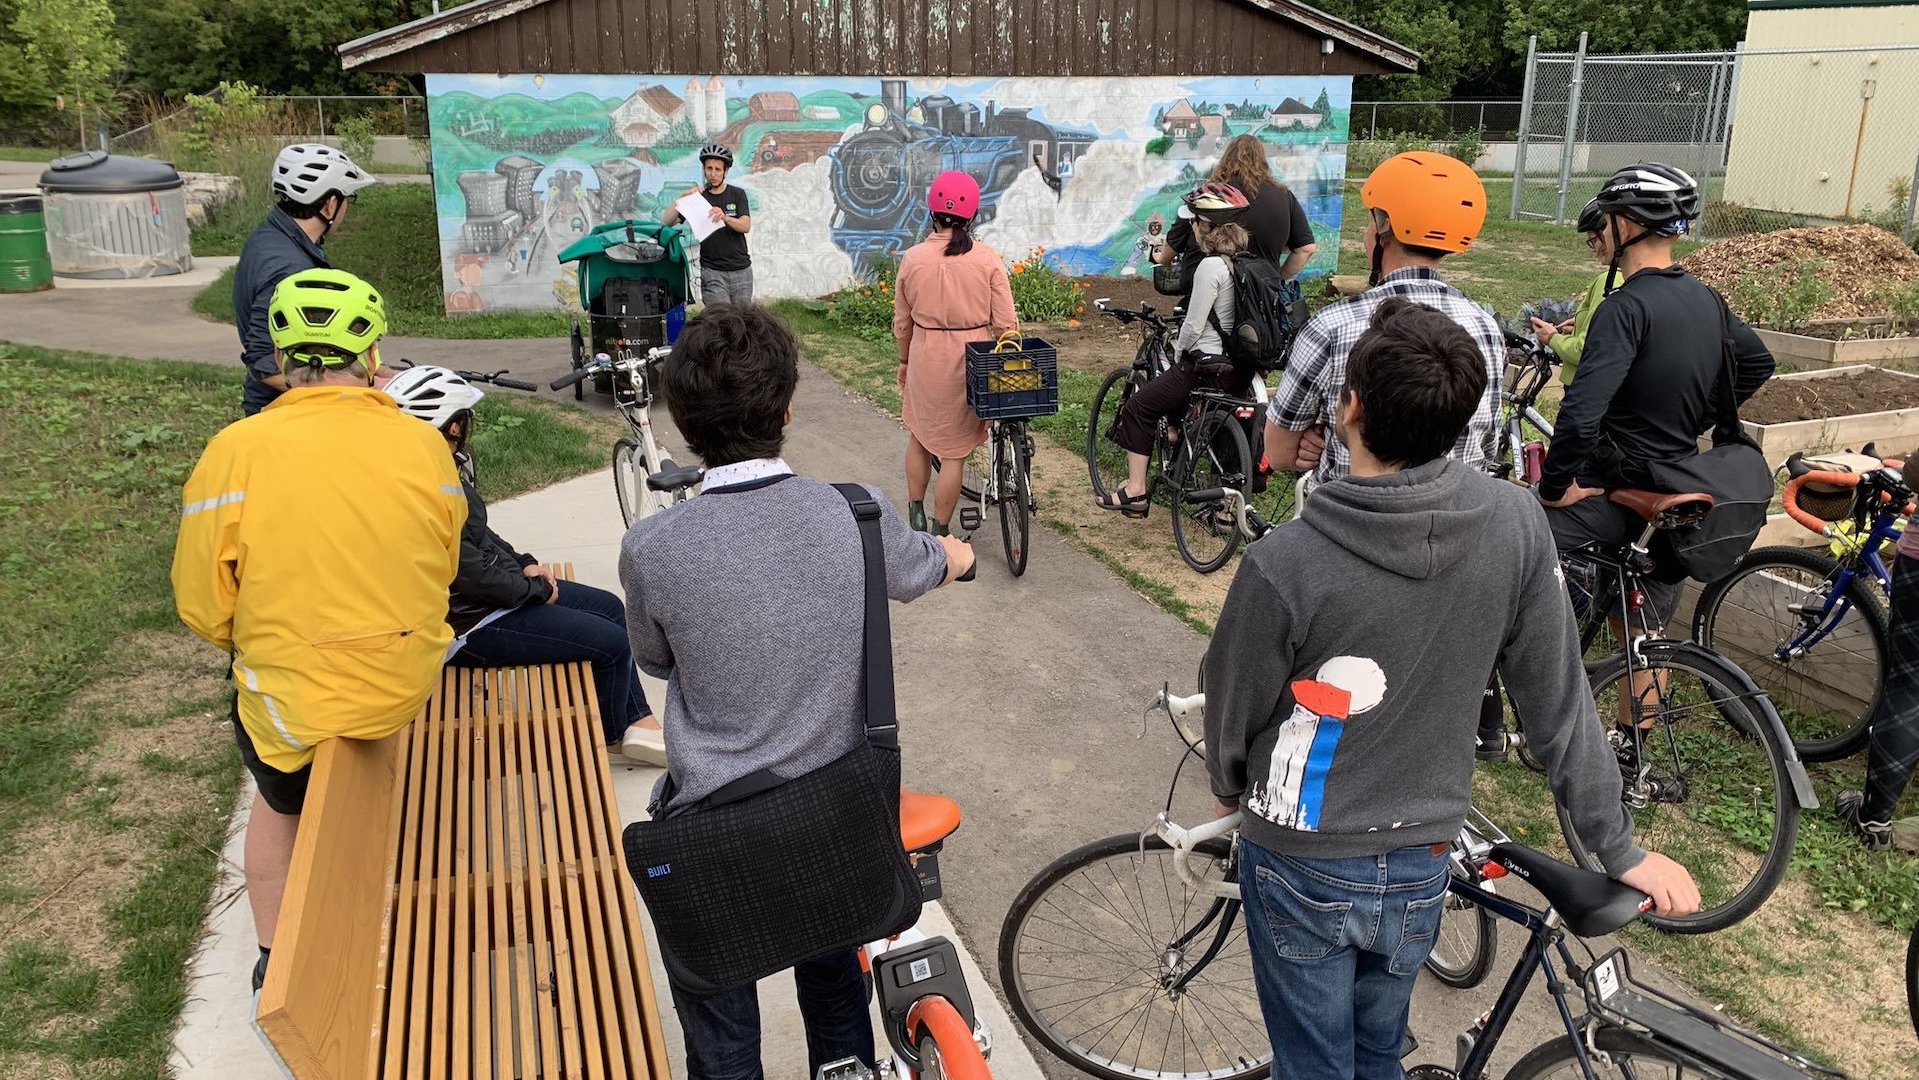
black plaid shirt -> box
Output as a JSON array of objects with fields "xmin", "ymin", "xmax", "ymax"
[{"xmin": 1268, "ymin": 267, "xmax": 1505, "ymax": 481}]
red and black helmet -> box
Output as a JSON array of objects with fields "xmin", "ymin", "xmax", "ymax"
[{"xmin": 1183, "ymin": 182, "xmax": 1250, "ymax": 225}]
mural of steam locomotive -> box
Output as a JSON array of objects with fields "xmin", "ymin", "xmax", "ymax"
[{"xmin": 828, "ymin": 79, "xmax": 1098, "ymax": 275}]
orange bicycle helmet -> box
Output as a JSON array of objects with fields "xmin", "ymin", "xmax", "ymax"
[{"xmin": 1360, "ymin": 152, "xmax": 1486, "ymax": 281}]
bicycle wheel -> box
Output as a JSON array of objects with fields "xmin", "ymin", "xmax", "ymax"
[
  {"xmin": 929, "ymin": 446, "xmax": 988, "ymax": 507},
  {"xmin": 612, "ymin": 437, "xmax": 647, "ymax": 527},
  {"xmin": 1424, "ymin": 869, "xmax": 1498, "ymax": 990},
  {"xmin": 998, "ymin": 833, "xmax": 1270, "ymax": 1080},
  {"xmin": 908, "ymin": 994, "xmax": 992, "ymax": 1080},
  {"xmin": 1692, "ymin": 545, "xmax": 1887, "ymax": 762},
  {"xmin": 1556, "ymin": 641, "xmax": 1798, "ymax": 934},
  {"xmin": 1172, "ymin": 411, "xmax": 1250, "ymax": 574},
  {"xmin": 1908, "ymin": 919, "xmax": 1919, "ymax": 1045},
  {"xmin": 1087, "ymin": 367, "xmax": 1139, "ymax": 502},
  {"xmin": 1503, "ymin": 1025, "xmax": 1713, "ymax": 1079},
  {"xmin": 997, "ymin": 422, "xmax": 1032, "ymax": 577}
]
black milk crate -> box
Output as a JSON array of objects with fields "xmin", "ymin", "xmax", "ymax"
[{"xmin": 965, "ymin": 337, "xmax": 1059, "ymax": 421}]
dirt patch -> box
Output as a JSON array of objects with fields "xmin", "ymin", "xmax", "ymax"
[
  {"xmin": 1788, "ymin": 319, "xmax": 1915, "ymax": 343},
  {"xmin": 1743, "ymin": 368, "xmax": 1919, "ymax": 424},
  {"xmin": 1685, "ymin": 224, "xmax": 1919, "ymax": 323}
]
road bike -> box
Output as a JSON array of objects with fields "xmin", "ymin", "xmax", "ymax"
[
  {"xmin": 937, "ymin": 417, "xmax": 1042, "ymax": 577},
  {"xmin": 997, "ymin": 687, "xmax": 1845, "ymax": 1080},
  {"xmin": 549, "ymin": 345, "xmax": 703, "ymax": 525},
  {"xmin": 1692, "ymin": 449, "xmax": 1910, "ymax": 761},
  {"xmin": 817, "ymin": 790, "xmax": 994, "ymax": 1079},
  {"xmin": 1086, "ymin": 298, "xmax": 1264, "ymax": 573}
]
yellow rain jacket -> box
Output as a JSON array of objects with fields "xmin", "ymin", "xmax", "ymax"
[{"xmin": 172, "ymin": 385, "xmax": 466, "ymax": 772}]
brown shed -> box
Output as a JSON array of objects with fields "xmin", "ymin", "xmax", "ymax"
[{"xmin": 339, "ymin": 0, "xmax": 1418, "ymax": 76}]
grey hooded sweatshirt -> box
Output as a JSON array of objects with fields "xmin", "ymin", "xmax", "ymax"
[{"xmin": 1203, "ymin": 457, "xmax": 1644, "ymax": 876}]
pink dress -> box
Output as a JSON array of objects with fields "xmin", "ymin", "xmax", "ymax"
[{"xmin": 892, "ymin": 234, "xmax": 1017, "ymax": 459}]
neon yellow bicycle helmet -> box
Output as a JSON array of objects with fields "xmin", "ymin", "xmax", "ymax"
[{"xmin": 268, "ymin": 268, "xmax": 388, "ymax": 371}]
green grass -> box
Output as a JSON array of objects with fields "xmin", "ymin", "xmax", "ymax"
[
  {"xmin": 192, "ymin": 183, "xmax": 572, "ymax": 339},
  {"xmin": 0, "ymin": 343, "xmax": 624, "ymax": 1077},
  {"xmin": 0, "ymin": 146, "xmax": 65, "ymax": 162}
]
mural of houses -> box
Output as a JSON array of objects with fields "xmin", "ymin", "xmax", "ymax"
[
  {"xmin": 1198, "ymin": 115, "xmax": 1227, "ymax": 139},
  {"xmin": 1160, "ymin": 98, "xmax": 1202, "ymax": 136},
  {"xmin": 1270, "ymin": 96, "xmax": 1323, "ymax": 129},
  {"xmin": 748, "ymin": 91, "xmax": 801, "ymax": 122},
  {"xmin": 613, "ymin": 85, "xmax": 686, "ymax": 146}
]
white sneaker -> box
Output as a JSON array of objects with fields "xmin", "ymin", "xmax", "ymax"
[{"xmin": 620, "ymin": 722, "xmax": 667, "ymax": 766}]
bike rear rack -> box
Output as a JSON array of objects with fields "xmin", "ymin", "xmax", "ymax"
[{"xmin": 1582, "ymin": 951, "xmax": 1845, "ymax": 1080}]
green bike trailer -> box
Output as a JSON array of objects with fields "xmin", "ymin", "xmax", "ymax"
[{"xmin": 557, "ymin": 219, "xmax": 693, "ymax": 399}]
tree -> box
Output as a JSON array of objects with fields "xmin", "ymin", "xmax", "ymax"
[
  {"xmin": 1313, "ymin": 88, "xmax": 1333, "ymax": 126},
  {"xmin": 0, "ymin": 0, "xmax": 125, "ymax": 138}
]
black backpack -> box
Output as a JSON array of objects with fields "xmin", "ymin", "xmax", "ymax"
[{"xmin": 1208, "ymin": 254, "xmax": 1306, "ymax": 373}]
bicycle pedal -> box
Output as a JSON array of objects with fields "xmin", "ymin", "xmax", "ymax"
[{"xmin": 958, "ymin": 507, "xmax": 983, "ymax": 532}]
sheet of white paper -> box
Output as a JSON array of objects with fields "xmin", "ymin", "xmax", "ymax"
[{"xmin": 674, "ymin": 194, "xmax": 723, "ymax": 242}]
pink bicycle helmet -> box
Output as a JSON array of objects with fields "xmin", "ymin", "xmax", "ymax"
[{"xmin": 928, "ymin": 170, "xmax": 981, "ymax": 220}]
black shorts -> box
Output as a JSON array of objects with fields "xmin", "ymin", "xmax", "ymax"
[
  {"xmin": 1546, "ymin": 497, "xmax": 1681, "ymax": 629},
  {"xmin": 231, "ymin": 695, "xmax": 311, "ymax": 815}
]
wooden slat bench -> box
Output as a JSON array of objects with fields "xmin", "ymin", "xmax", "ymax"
[{"xmin": 258, "ymin": 565, "xmax": 669, "ymax": 1078}]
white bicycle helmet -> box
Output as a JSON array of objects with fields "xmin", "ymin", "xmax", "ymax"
[
  {"xmin": 385, "ymin": 365, "xmax": 484, "ymax": 430},
  {"xmin": 273, "ymin": 143, "xmax": 377, "ymax": 206}
]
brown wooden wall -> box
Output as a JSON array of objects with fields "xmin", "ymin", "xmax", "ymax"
[{"xmin": 357, "ymin": 0, "xmax": 1406, "ymax": 76}]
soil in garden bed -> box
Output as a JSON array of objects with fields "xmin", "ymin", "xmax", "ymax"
[
  {"xmin": 1783, "ymin": 321, "xmax": 1914, "ymax": 343},
  {"xmin": 1744, "ymin": 368, "xmax": 1919, "ymax": 424}
]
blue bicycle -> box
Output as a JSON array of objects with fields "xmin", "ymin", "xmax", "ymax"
[{"xmin": 1692, "ymin": 449, "xmax": 1910, "ymax": 761}]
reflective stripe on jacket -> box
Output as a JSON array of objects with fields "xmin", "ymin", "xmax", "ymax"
[{"xmin": 172, "ymin": 385, "xmax": 466, "ymax": 771}]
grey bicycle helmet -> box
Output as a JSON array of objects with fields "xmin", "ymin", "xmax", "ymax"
[
  {"xmin": 273, "ymin": 143, "xmax": 376, "ymax": 206},
  {"xmin": 697, "ymin": 143, "xmax": 734, "ymax": 168},
  {"xmin": 1595, "ymin": 163, "xmax": 1700, "ymax": 236}
]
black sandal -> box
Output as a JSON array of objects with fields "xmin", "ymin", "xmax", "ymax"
[{"xmin": 1097, "ymin": 485, "xmax": 1150, "ymax": 519}]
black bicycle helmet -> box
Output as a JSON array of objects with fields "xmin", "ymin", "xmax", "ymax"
[
  {"xmin": 1183, "ymin": 182, "xmax": 1250, "ymax": 225},
  {"xmin": 698, "ymin": 142, "xmax": 734, "ymax": 168},
  {"xmin": 1595, "ymin": 163, "xmax": 1700, "ymax": 235},
  {"xmin": 1575, "ymin": 198, "xmax": 1604, "ymax": 235}
]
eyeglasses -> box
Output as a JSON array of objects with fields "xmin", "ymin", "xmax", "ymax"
[{"xmin": 1584, "ymin": 234, "xmax": 1603, "ymax": 250}]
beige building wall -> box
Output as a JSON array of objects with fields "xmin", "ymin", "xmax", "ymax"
[{"xmin": 1723, "ymin": 2, "xmax": 1919, "ymax": 218}]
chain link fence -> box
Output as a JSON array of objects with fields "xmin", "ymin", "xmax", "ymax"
[
  {"xmin": 1512, "ymin": 37, "xmax": 1919, "ymax": 242},
  {"xmin": 1351, "ymin": 100, "xmax": 1524, "ymax": 142},
  {"xmin": 108, "ymin": 95, "xmax": 428, "ymax": 157}
]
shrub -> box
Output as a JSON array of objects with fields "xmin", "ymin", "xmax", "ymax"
[
  {"xmin": 823, "ymin": 256, "xmax": 899, "ymax": 343},
  {"xmin": 1006, "ymin": 247, "xmax": 1085, "ymax": 323},
  {"xmin": 1883, "ymin": 277, "xmax": 1919, "ymax": 337},
  {"xmin": 1729, "ymin": 257, "xmax": 1833, "ymax": 331},
  {"xmin": 1144, "ymin": 135, "xmax": 1173, "ymax": 157},
  {"xmin": 334, "ymin": 113, "xmax": 377, "ymax": 168},
  {"xmin": 1451, "ymin": 129, "xmax": 1485, "ymax": 168}
]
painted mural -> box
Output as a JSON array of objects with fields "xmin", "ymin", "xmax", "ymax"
[{"xmin": 424, "ymin": 74, "xmax": 1353, "ymax": 312}]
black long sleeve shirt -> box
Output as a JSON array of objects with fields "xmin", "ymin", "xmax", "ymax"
[{"xmin": 1539, "ymin": 266, "xmax": 1774, "ymax": 501}]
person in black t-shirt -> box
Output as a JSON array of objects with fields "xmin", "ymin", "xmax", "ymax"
[
  {"xmin": 1154, "ymin": 134, "xmax": 1317, "ymax": 296},
  {"xmin": 664, "ymin": 142, "xmax": 754, "ymax": 304},
  {"xmin": 1538, "ymin": 163, "xmax": 1774, "ymax": 635}
]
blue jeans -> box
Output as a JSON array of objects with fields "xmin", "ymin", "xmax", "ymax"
[
  {"xmin": 672, "ymin": 948, "xmax": 874, "ymax": 1080},
  {"xmin": 1238, "ymin": 839, "xmax": 1450, "ymax": 1080},
  {"xmin": 450, "ymin": 581, "xmax": 650, "ymax": 746}
]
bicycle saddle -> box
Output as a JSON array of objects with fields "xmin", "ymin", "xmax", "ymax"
[
  {"xmin": 1608, "ymin": 489, "xmax": 1713, "ymax": 529},
  {"xmin": 1491, "ymin": 843, "xmax": 1648, "ymax": 938},
  {"xmin": 646, "ymin": 460, "xmax": 705, "ymax": 492},
  {"xmin": 900, "ymin": 790, "xmax": 962, "ymax": 853}
]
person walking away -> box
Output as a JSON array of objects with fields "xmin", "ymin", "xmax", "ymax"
[
  {"xmin": 234, "ymin": 144, "xmax": 377, "ymax": 415},
  {"xmin": 1536, "ymin": 164, "xmax": 1773, "ymax": 734},
  {"xmin": 172, "ymin": 269, "xmax": 464, "ymax": 992},
  {"xmin": 892, "ymin": 170, "xmax": 1018, "ymax": 535},
  {"xmin": 664, "ymin": 143, "xmax": 754, "ymax": 305},
  {"xmin": 1533, "ymin": 198, "xmax": 1624, "ymax": 385},
  {"xmin": 618, "ymin": 305, "xmax": 974, "ymax": 1077},
  {"xmin": 1099, "ymin": 183, "xmax": 1253, "ymax": 516},
  {"xmin": 1209, "ymin": 133, "xmax": 1318, "ymax": 278},
  {"xmin": 383, "ymin": 366, "xmax": 666, "ymax": 765},
  {"xmin": 1204, "ymin": 298, "xmax": 1699, "ymax": 1080}
]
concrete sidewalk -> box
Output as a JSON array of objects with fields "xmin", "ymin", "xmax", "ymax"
[{"xmin": 167, "ymin": 467, "xmax": 1046, "ymax": 1079}]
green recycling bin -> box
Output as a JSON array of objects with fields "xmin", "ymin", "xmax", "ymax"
[{"xmin": 0, "ymin": 195, "xmax": 53, "ymax": 293}]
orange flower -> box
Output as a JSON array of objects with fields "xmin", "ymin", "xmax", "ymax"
[
  {"xmin": 1068, "ymin": 318, "xmax": 1081, "ymax": 328},
  {"xmin": 1075, "ymin": 303, "xmax": 1086, "ymax": 314}
]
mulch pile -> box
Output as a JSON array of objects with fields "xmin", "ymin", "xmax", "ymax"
[{"xmin": 1685, "ymin": 224, "xmax": 1919, "ymax": 323}]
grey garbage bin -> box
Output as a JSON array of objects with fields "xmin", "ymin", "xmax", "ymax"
[{"xmin": 38, "ymin": 152, "xmax": 193, "ymax": 279}]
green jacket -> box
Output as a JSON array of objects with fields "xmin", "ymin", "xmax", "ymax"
[{"xmin": 1552, "ymin": 268, "xmax": 1624, "ymax": 384}]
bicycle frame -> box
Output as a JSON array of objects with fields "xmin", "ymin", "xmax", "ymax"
[{"xmin": 1774, "ymin": 509, "xmax": 1899, "ymax": 660}]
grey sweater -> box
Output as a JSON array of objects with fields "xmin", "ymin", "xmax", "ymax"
[
  {"xmin": 1203, "ymin": 458, "xmax": 1644, "ymax": 876},
  {"xmin": 618, "ymin": 473, "xmax": 948, "ymax": 809}
]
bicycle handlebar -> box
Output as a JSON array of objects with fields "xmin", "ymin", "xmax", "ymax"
[
  {"xmin": 549, "ymin": 367, "xmax": 593, "ymax": 391},
  {"xmin": 489, "ymin": 375, "xmax": 538, "ymax": 392},
  {"xmin": 1781, "ymin": 463, "xmax": 1916, "ymax": 537}
]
